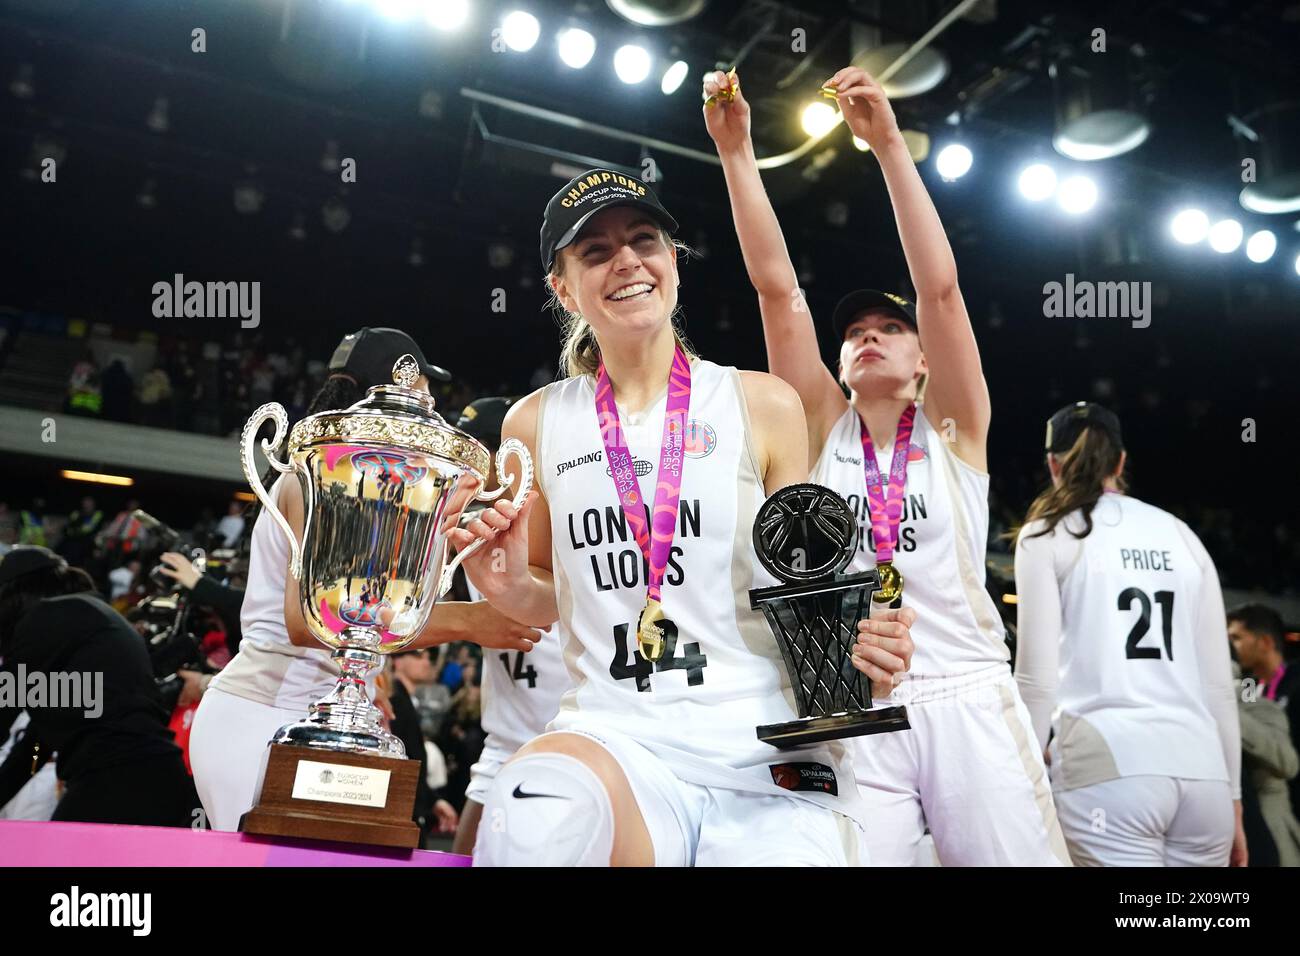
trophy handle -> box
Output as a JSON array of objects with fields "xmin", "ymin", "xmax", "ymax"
[
  {"xmin": 240, "ymin": 403, "xmax": 303, "ymax": 580},
  {"xmin": 437, "ymin": 437, "xmax": 534, "ymax": 598}
]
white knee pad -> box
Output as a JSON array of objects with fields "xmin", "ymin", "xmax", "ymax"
[{"xmin": 472, "ymin": 752, "xmax": 615, "ymax": 867}]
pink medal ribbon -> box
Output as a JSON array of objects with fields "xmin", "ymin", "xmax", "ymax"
[
  {"xmin": 594, "ymin": 345, "xmax": 692, "ymax": 661},
  {"xmin": 858, "ymin": 403, "xmax": 917, "ymax": 604}
]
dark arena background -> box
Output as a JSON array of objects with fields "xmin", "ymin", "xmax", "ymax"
[{"xmin": 0, "ymin": 0, "xmax": 1298, "ymax": 918}]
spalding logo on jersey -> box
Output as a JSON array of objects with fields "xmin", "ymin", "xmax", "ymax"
[
  {"xmin": 833, "ymin": 442, "xmax": 927, "ymax": 468},
  {"xmin": 684, "ymin": 419, "xmax": 716, "ymax": 458},
  {"xmin": 769, "ymin": 761, "xmax": 838, "ymax": 795}
]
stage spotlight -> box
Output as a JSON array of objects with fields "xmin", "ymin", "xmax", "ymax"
[
  {"xmin": 852, "ymin": 136, "xmax": 870, "ymax": 152},
  {"xmin": 935, "ymin": 143, "xmax": 972, "ymax": 180},
  {"xmin": 1170, "ymin": 208, "xmax": 1209, "ymax": 245},
  {"xmin": 1208, "ymin": 218, "xmax": 1243, "ymax": 253},
  {"xmin": 661, "ymin": 60, "xmax": 688, "ymax": 95},
  {"xmin": 1051, "ymin": 45, "xmax": 1151, "ymax": 161},
  {"xmin": 1018, "ymin": 163, "xmax": 1056, "ymax": 201},
  {"xmin": 557, "ymin": 28, "xmax": 596, "ymax": 69},
  {"xmin": 501, "ymin": 11, "xmax": 540, "ymax": 52},
  {"xmin": 376, "ymin": 0, "xmax": 418, "ymax": 22},
  {"xmin": 422, "ymin": 0, "xmax": 469, "ymax": 30},
  {"xmin": 1057, "ymin": 175, "xmax": 1098, "ymax": 214},
  {"xmin": 607, "ymin": 0, "xmax": 706, "ymax": 27},
  {"xmin": 1245, "ymin": 230, "xmax": 1277, "ymax": 263},
  {"xmin": 800, "ymin": 101, "xmax": 837, "ymax": 138},
  {"xmin": 1239, "ymin": 103, "xmax": 1300, "ymax": 215},
  {"xmin": 614, "ymin": 44, "xmax": 651, "ymax": 84}
]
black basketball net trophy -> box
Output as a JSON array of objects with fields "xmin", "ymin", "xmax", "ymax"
[{"xmin": 751, "ymin": 483, "xmax": 911, "ymax": 749}]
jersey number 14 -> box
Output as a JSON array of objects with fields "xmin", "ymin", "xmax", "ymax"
[{"xmin": 498, "ymin": 651, "xmax": 538, "ymax": 688}]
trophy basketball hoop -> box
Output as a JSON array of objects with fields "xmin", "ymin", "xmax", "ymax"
[{"xmin": 750, "ymin": 484, "xmax": 910, "ymax": 749}]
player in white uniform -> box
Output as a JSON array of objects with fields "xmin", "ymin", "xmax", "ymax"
[
  {"xmin": 705, "ymin": 65, "xmax": 1068, "ymax": 865},
  {"xmin": 189, "ymin": 329, "xmax": 539, "ymax": 832},
  {"xmin": 1014, "ymin": 402, "xmax": 1244, "ymax": 866},
  {"xmin": 448, "ymin": 168, "xmax": 917, "ymax": 866},
  {"xmin": 449, "ymin": 397, "xmax": 569, "ymax": 856}
]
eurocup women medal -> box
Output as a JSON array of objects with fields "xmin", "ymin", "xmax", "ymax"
[
  {"xmin": 236, "ymin": 355, "xmax": 534, "ymax": 847},
  {"xmin": 637, "ymin": 598, "xmax": 666, "ymax": 662},
  {"xmin": 875, "ymin": 561, "xmax": 903, "ymax": 604},
  {"xmin": 594, "ymin": 346, "xmax": 693, "ymax": 662},
  {"xmin": 704, "ymin": 67, "xmax": 739, "ymax": 108},
  {"xmin": 858, "ymin": 404, "xmax": 918, "ymax": 605},
  {"xmin": 750, "ymin": 484, "xmax": 910, "ymax": 747}
]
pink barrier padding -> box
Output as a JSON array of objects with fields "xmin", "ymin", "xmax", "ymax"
[{"xmin": 0, "ymin": 820, "xmax": 471, "ymax": 868}]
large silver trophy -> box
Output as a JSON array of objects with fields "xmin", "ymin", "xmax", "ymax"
[
  {"xmin": 240, "ymin": 354, "xmax": 532, "ymax": 759},
  {"xmin": 241, "ymin": 356, "xmax": 530, "ymax": 759}
]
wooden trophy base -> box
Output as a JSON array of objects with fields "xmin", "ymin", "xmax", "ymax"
[{"xmin": 240, "ymin": 743, "xmax": 421, "ymax": 849}]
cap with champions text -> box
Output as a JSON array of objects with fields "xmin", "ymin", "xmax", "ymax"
[{"xmin": 540, "ymin": 168, "xmax": 678, "ymax": 272}]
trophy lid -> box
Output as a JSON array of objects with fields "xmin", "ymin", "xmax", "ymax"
[{"xmin": 287, "ymin": 353, "xmax": 491, "ymax": 477}]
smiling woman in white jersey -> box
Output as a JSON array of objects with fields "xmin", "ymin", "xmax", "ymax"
[
  {"xmin": 1014, "ymin": 402, "xmax": 1244, "ymax": 866},
  {"xmin": 448, "ymin": 168, "xmax": 917, "ymax": 867},
  {"xmin": 704, "ymin": 65, "xmax": 1068, "ymax": 866}
]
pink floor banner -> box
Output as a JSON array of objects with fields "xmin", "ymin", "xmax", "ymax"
[{"xmin": 0, "ymin": 820, "xmax": 471, "ymax": 868}]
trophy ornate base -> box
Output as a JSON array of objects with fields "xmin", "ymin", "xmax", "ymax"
[
  {"xmin": 757, "ymin": 705, "xmax": 911, "ymax": 749},
  {"xmin": 240, "ymin": 743, "xmax": 421, "ymax": 849}
]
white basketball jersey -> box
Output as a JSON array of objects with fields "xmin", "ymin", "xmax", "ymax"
[
  {"xmin": 1031, "ymin": 495, "xmax": 1230, "ymax": 786},
  {"xmin": 466, "ymin": 577, "xmax": 567, "ymax": 756},
  {"xmin": 536, "ymin": 360, "xmax": 863, "ymax": 819},
  {"xmin": 809, "ymin": 405, "xmax": 1007, "ymax": 677},
  {"xmin": 210, "ymin": 476, "xmax": 372, "ymax": 713}
]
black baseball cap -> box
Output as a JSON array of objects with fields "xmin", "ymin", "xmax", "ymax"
[
  {"xmin": 0, "ymin": 546, "xmax": 66, "ymax": 587},
  {"xmin": 540, "ymin": 168, "xmax": 679, "ymax": 272},
  {"xmin": 456, "ymin": 396, "xmax": 517, "ymax": 448},
  {"xmin": 831, "ymin": 289, "xmax": 918, "ymax": 340},
  {"xmin": 328, "ymin": 328, "xmax": 451, "ymax": 387},
  {"xmin": 1045, "ymin": 402, "xmax": 1124, "ymax": 454}
]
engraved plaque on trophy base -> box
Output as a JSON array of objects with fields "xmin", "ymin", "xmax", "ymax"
[{"xmin": 240, "ymin": 744, "xmax": 421, "ymax": 849}]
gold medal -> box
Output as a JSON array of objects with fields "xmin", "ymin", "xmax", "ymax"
[
  {"xmin": 704, "ymin": 67, "xmax": 739, "ymax": 108},
  {"xmin": 872, "ymin": 561, "xmax": 903, "ymax": 605},
  {"xmin": 637, "ymin": 598, "xmax": 666, "ymax": 662}
]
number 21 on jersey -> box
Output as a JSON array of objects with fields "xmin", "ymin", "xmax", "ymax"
[{"xmin": 1119, "ymin": 587, "xmax": 1175, "ymax": 661}]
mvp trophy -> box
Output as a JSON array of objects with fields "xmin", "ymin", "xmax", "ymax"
[
  {"xmin": 751, "ymin": 483, "xmax": 910, "ymax": 749},
  {"xmin": 237, "ymin": 354, "xmax": 532, "ymax": 847}
]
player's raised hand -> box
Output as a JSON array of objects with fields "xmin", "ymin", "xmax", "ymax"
[
  {"xmin": 852, "ymin": 604, "xmax": 916, "ymax": 698},
  {"xmin": 822, "ymin": 66, "xmax": 899, "ymax": 151},
  {"xmin": 702, "ymin": 68, "xmax": 751, "ymax": 153}
]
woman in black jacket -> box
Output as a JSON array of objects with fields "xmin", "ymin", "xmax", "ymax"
[{"xmin": 0, "ymin": 546, "xmax": 200, "ymax": 827}]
